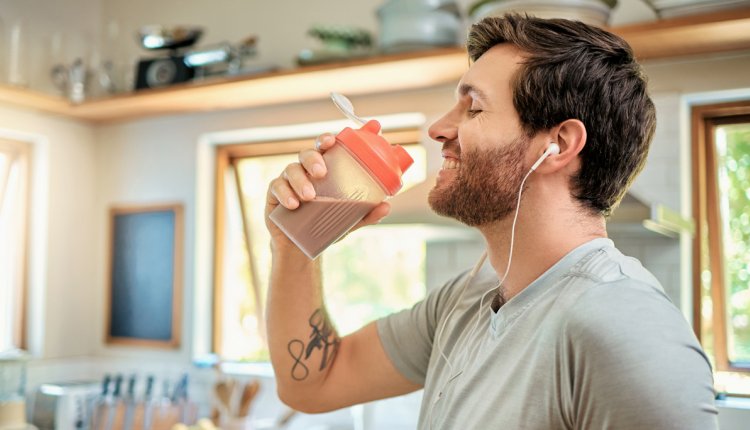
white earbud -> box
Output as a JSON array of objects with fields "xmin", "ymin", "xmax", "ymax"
[{"xmin": 530, "ymin": 143, "xmax": 560, "ymax": 171}]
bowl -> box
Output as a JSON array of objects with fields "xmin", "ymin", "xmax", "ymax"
[
  {"xmin": 470, "ymin": 0, "xmax": 613, "ymax": 27},
  {"xmin": 138, "ymin": 25, "xmax": 203, "ymax": 50}
]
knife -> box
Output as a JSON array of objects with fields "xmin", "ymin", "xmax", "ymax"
[
  {"xmin": 142, "ymin": 375, "xmax": 155, "ymax": 430},
  {"xmin": 106, "ymin": 374, "xmax": 123, "ymax": 430},
  {"xmin": 91, "ymin": 374, "xmax": 111, "ymax": 430},
  {"xmin": 122, "ymin": 374, "xmax": 137, "ymax": 430},
  {"xmin": 176, "ymin": 373, "xmax": 190, "ymax": 424}
]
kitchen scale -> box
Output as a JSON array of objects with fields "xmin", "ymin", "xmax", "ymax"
[
  {"xmin": 135, "ymin": 25, "xmax": 268, "ymax": 90},
  {"xmin": 135, "ymin": 25, "xmax": 203, "ymax": 90}
]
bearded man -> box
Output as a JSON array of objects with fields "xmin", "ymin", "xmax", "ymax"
[{"xmin": 264, "ymin": 14, "xmax": 718, "ymax": 429}]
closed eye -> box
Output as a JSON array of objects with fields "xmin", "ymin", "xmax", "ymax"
[{"xmin": 467, "ymin": 109, "xmax": 482, "ymax": 118}]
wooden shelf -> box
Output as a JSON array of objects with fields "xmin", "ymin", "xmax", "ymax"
[
  {"xmin": 611, "ymin": 6, "xmax": 750, "ymax": 59},
  {"xmin": 0, "ymin": 84, "xmax": 71, "ymax": 117},
  {"xmin": 4, "ymin": 7, "xmax": 750, "ymax": 124},
  {"xmin": 72, "ymin": 48, "xmax": 468, "ymax": 123}
]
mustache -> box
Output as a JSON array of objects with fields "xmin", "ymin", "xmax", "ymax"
[{"xmin": 441, "ymin": 140, "xmax": 461, "ymax": 155}]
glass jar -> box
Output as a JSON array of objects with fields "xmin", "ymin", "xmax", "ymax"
[{"xmin": 0, "ymin": 349, "xmax": 30, "ymax": 428}]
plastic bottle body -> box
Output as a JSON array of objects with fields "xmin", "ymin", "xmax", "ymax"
[{"xmin": 269, "ymin": 141, "xmax": 387, "ymax": 259}]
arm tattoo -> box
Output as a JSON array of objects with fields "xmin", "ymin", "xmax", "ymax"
[{"xmin": 287, "ymin": 308, "xmax": 341, "ymax": 381}]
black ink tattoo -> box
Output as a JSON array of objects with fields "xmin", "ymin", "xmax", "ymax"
[
  {"xmin": 287, "ymin": 308, "xmax": 341, "ymax": 381},
  {"xmin": 288, "ymin": 339, "xmax": 309, "ymax": 381}
]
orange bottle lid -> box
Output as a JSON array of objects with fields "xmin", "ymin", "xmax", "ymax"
[{"xmin": 336, "ymin": 120, "xmax": 414, "ymax": 196}]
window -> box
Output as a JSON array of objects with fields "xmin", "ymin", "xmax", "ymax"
[
  {"xmin": 213, "ymin": 129, "xmax": 428, "ymax": 361},
  {"xmin": 0, "ymin": 138, "xmax": 30, "ymax": 352},
  {"xmin": 692, "ymin": 101, "xmax": 750, "ymax": 395}
]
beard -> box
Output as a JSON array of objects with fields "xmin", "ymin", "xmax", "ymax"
[{"xmin": 428, "ymin": 136, "xmax": 527, "ymax": 227}]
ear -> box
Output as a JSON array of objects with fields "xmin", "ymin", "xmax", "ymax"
[{"xmin": 535, "ymin": 119, "xmax": 586, "ymax": 173}]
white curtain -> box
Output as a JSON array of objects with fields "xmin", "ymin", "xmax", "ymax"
[{"xmin": 0, "ymin": 140, "xmax": 30, "ymax": 352}]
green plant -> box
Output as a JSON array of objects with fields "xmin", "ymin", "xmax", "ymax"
[{"xmin": 307, "ymin": 25, "xmax": 373, "ymax": 51}]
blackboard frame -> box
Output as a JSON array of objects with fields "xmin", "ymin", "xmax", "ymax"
[{"xmin": 106, "ymin": 203, "xmax": 183, "ymax": 348}]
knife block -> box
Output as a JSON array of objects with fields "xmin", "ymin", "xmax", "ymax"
[{"xmin": 91, "ymin": 401, "xmax": 197, "ymax": 430}]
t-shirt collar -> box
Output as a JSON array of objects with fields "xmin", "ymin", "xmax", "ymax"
[{"xmin": 489, "ymin": 237, "xmax": 615, "ymax": 335}]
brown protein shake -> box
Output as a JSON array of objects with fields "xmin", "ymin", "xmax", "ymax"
[{"xmin": 269, "ymin": 120, "xmax": 413, "ymax": 259}]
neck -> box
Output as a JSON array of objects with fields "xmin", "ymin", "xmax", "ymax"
[{"xmin": 477, "ymin": 194, "xmax": 606, "ymax": 302}]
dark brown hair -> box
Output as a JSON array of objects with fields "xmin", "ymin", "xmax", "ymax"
[{"xmin": 467, "ymin": 14, "xmax": 656, "ymax": 216}]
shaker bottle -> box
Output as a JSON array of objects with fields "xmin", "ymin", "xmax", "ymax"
[{"xmin": 269, "ymin": 120, "xmax": 413, "ymax": 259}]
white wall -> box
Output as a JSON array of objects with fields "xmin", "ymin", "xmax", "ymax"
[{"xmin": 0, "ymin": 0, "xmax": 102, "ymax": 94}]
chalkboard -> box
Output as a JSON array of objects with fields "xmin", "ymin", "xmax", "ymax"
[{"xmin": 106, "ymin": 204, "xmax": 183, "ymax": 348}]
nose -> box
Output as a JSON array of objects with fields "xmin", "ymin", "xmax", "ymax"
[{"xmin": 428, "ymin": 108, "xmax": 459, "ymax": 144}]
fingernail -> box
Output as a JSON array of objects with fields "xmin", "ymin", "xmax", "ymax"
[
  {"xmin": 287, "ymin": 197, "xmax": 299, "ymax": 208},
  {"xmin": 312, "ymin": 164, "xmax": 325, "ymax": 177},
  {"xmin": 303, "ymin": 185, "xmax": 315, "ymax": 199}
]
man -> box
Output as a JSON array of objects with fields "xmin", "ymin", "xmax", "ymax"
[{"xmin": 265, "ymin": 14, "xmax": 718, "ymax": 429}]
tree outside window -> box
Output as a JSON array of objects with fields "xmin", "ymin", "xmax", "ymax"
[
  {"xmin": 715, "ymin": 123, "xmax": 750, "ymax": 366},
  {"xmin": 692, "ymin": 102, "xmax": 750, "ymax": 396}
]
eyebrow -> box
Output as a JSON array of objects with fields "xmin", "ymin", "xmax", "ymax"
[{"xmin": 456, "ymin": 83, "xmax": 489, "ymax": 103}]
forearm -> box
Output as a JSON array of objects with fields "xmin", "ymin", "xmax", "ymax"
[
  {"xmin": 266, "ymin": 243, "xmax": 341, "ymax": 405},
  {"xmin": 263, "ymin": 136, "xmax": 402, "ymax": 411}
]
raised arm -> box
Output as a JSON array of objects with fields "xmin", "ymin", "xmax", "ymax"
[{"xmin": 264, "ymin": 133, "xmax": 421, "ymax": 413}]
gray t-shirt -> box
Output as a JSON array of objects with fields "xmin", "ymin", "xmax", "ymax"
[{"xmin": 377, "ymin": 238, "xmax": 718, "ymax": 429}]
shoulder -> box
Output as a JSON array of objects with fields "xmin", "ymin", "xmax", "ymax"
[
  {"xmin": 556, "ymin": 243, "xmax": 707, "ymax": 359},
  {"xmin": 562, "ymin": 243, "xmax": 676, "ymax": 331},
  {"xmin": 563, "ymin": 277, "xmax": 683, "ymax": 345},
  {"xmin": 559, "ymin": 267, "xmax": 712, "ymax": 382},
  {"xmin": 557, "ymin": 270, "xmax": 717, "ymax": 428}
]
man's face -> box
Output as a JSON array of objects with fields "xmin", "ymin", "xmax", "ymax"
[{"xmin": 427, "ymin": 45, "xmax": 532, "ymax": 226}]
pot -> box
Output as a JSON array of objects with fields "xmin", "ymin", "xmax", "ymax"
[
  {"xmin": 469, "ymin": 0, "xmax": 614, "ymax": 27},
  {"xmin": 643, "ymin": 0, "xmax": 749, "ymax": 18},
  {"xmin": 377, "ymin": 0, "xmax": 462, "ymax": 53}
]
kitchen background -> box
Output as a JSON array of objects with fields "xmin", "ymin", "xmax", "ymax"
[{"xmin": 0, "ymin": 0, "xmax": 749, "ymax": 429}]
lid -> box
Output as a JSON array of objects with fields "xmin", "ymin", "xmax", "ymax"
[{"xmin": 336, "ymin": 120, "xmax": 414, "ymax": 196}]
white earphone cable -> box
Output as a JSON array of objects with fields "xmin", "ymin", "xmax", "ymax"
[
  {"xmin": 435, "ymin": 163, "xmax": 536, "ymax": 376},
  {"xmin": 429, "ymin": 146, "xmax": 554, "ymax": 429}
]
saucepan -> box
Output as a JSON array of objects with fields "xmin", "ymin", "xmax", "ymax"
[{"xmin": 377, "ymin": 0, "xmax": 462, "ymax": 53}]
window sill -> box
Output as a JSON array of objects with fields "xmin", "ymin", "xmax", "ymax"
[{"xmin": 716, "ymin": 396, "xmax": 750, "ymax": 410}]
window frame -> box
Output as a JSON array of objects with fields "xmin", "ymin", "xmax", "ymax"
[
  {"xmin": 691, "ymin": 100, "xmax": 750, "ymax": 373},
  {"xmin": 211, "ymin": 129, "xmax": 422, "ymax": 356},
  {"xmin": 0, "ymin": 138, "xmax": 31, "ymax": 351}
]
